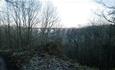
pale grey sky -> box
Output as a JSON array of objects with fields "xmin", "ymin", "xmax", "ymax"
[
  {"xmin": 47, "ymin": 0, "xmax": 104, "ymax": 28},
  {"xmin": 0, "ymin": 0, "xmax": 104, "ymax": 28}
]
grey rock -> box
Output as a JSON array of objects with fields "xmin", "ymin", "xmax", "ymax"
[{"xmin": 22, "ymin": 54, "xmax": 78, "ymax": 70}]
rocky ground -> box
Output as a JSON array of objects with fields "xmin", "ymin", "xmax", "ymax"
[
  {"xmin": 0, "ymin": 50, "xmax": 99, "ymax": 70},
  {"xmin": 22, "ymin": 53, "xmax": 79, "ymax": 70},
  {"xmin": 21, "ymin": 53, "xmax": 98, "ymax": 70}
]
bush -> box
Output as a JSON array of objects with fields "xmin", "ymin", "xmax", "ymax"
[{"xmin": 64, "ymin": 25, "xmax": 115, "ymax": 70}]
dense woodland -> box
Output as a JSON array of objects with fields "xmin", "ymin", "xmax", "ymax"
[{"xmin": 0, "ymin": 0, "xmax": 115, "ymax": 70}]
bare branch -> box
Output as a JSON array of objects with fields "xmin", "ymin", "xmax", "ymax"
[{"xmin": 96, "ymin": 0, "xmax": 115, "ymax": 9}]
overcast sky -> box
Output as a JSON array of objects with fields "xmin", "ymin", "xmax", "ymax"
[
  {"xmin": 48, "ymin": 0, "xmax": 102, "ymax": 28},
  {"xmin": 0, "ymin": 0, "xmax": 108, "ymax": 28}
]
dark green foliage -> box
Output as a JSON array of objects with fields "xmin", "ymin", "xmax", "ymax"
[
  {"xmin": 65, "ymin": 25, "xmax": 115, "ymax": 69},
  {"xmin": 1, "ymin": 23, "xmax": 115, "ymax": 70},
  {"xmin": 0, "ymin": 25, "xmax": 65, "ymax": 68}
]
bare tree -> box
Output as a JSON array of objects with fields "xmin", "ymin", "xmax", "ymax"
[
  {"xmin": 3, "ymin": 0, "xmax": 41, "ymax": 49},
  {"xmin": 0, "ymin": 0, "xmax": 60, "ymax": 50},
  {"xmin": 39, "ymin": 1, "xmax": 60, "ymax": 47},
  {"xmin": 95, "ymin": 0, "xmax": 115, "ymax": 24}
]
